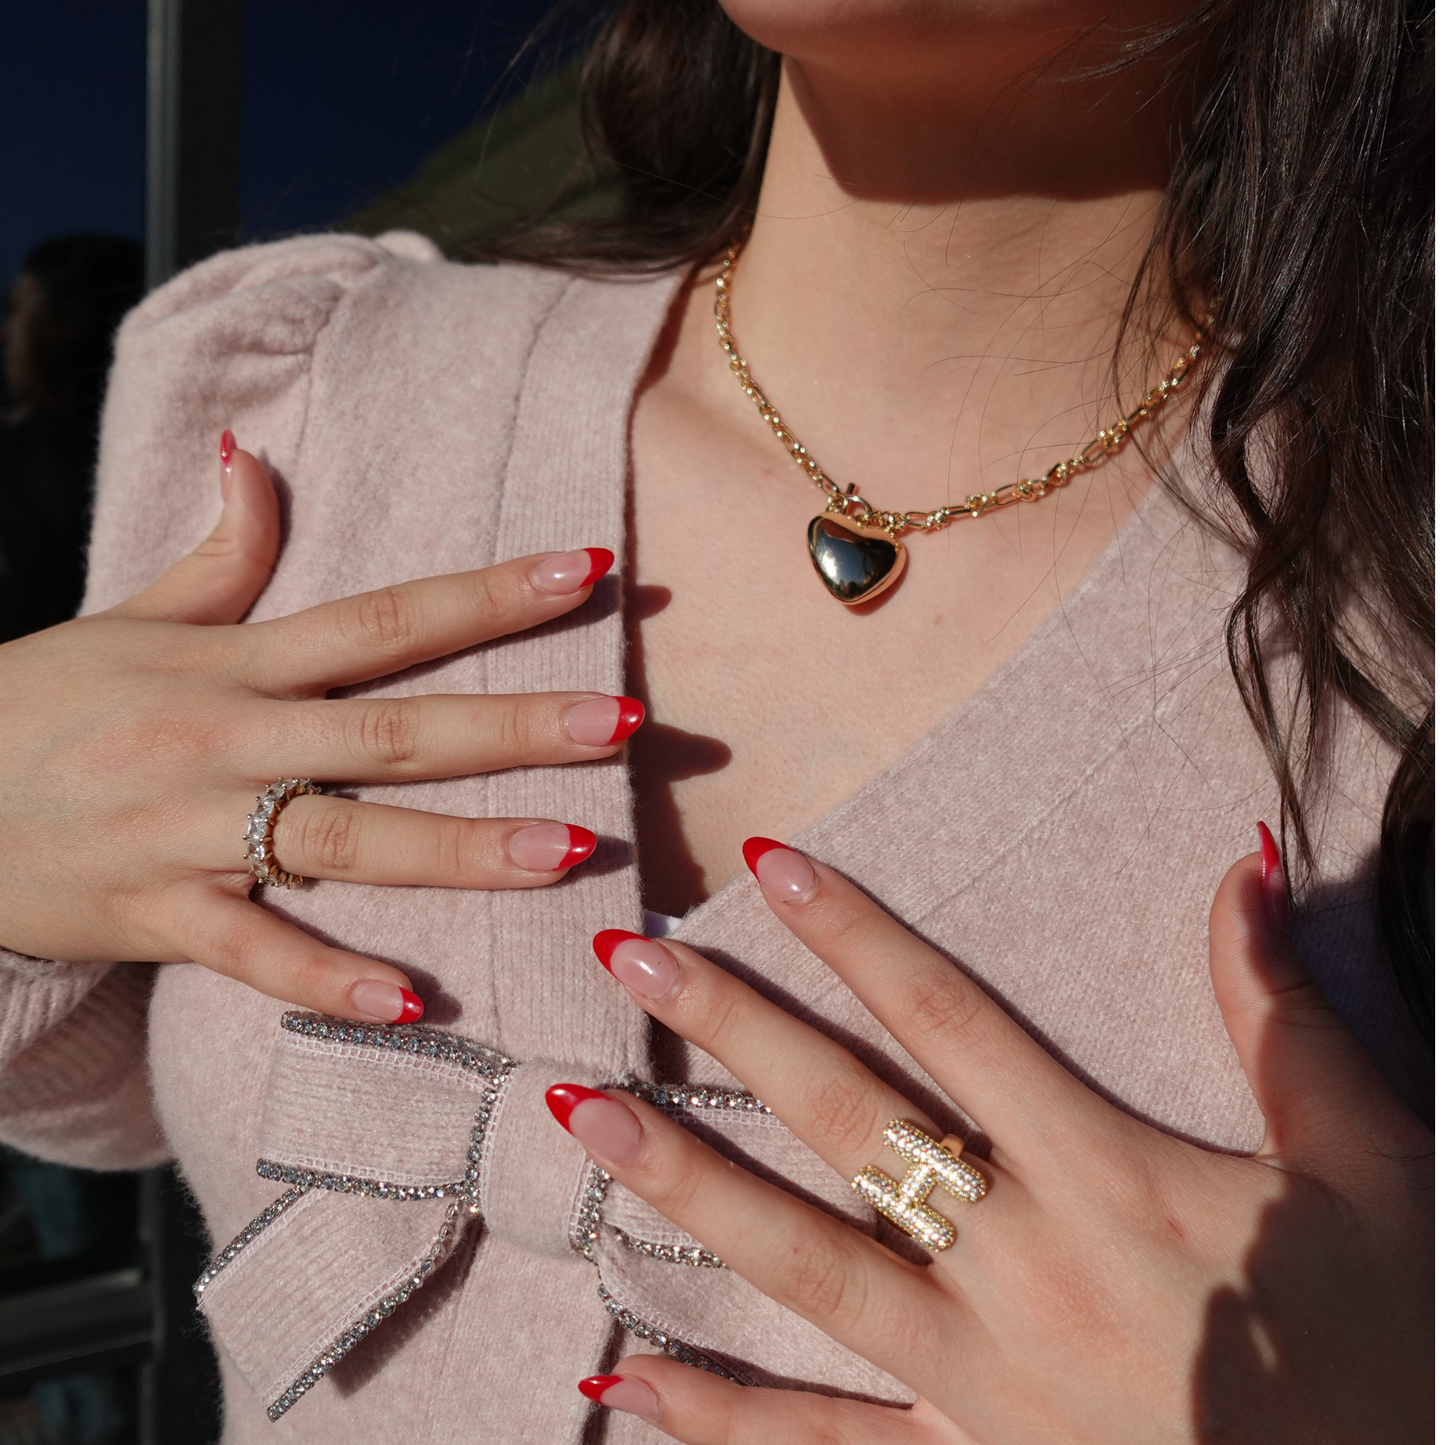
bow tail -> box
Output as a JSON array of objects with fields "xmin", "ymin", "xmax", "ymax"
[{"xmin": 195, "ymin": 1182, "xmax": 468, "ymax": 1420}]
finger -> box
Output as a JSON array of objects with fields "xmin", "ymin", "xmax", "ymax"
[
  {"xmin": 545, "ymin": 1085, "xmax": 970, "ymax": 1390},
  {"xmin": 239, "ymin": 547, "xmax": 614, "ymax": 694},
  {"xmin": 1209, "ymin": 825, "xmax": 1428, "ymax": 1163},
  {"xmin": 179, "ymin": 891, "xmax": 423, "ymax": 1022},
  {"xmin": 739, "ymin": 839, "xmax": 1108, "ymax": 1156},
  {"xmin": 579, "ymin": 1357, "xmax": 961, "ymax": 1444},
  {"xmin": 112, "ymin": 442, "xmax": 280, "ymax": 626},
  {"xmin": 256, "ymin": 691, "xmax": 644, "ymax": 781},
  {"xmin": 592, "ymin": 930, "xmax": 995, "ymax": 1230},
  {"xmin": 270, "ymin": 797, "xmax": 596, "ymax": 888}
]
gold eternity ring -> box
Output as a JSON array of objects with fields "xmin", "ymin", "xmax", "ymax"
[
  {"xmin": 851, "ymin": 1120, "xmax": 988, "ymax": 1252},
  {"xmin": 243, "ymin": 778, "xmax": 323, "ymax": 888}
]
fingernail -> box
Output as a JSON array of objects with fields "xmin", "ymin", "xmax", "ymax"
[
  {"xmin": 577, "ymin": 1375, "xmax": 659, "ymax": 1418},
  {"xmin": 565, "ymin": 696, "xmax": 645, "ymax": 747},
  {"xmin": 349, "ymin": 979, "xmax": 424, "ymax": 1023},
  {"xmin": 507, "ymin": 822, "xmax": 596, "ymax": 872},
  {"xmin": 1256, "ymin": 821, "xmax": 1289, "ymax": 932},
  {"xmin": 593, "ymin": 929, "xmax": 679, "ymax": 999},
  {"xmin": 742, "ymin": 836, "xmax": 818, "ymax": 904},
  {"xmin": 545, "ymin": 1084, "xmax": 643, "ymax": 1167},
  {"xmin": 530, "ymin": 548, "xmax": 613, "ymax": 594},
  {"xmin": 219, "ymin": 428, "xmax": 236, "ymax": 499}
]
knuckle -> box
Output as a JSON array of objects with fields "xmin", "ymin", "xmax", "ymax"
[
  {"xmin": 491, "ymin": 697, "xmax": 539, "ymax": 760},
  {"xmin": 354, "ymin": 699, "xmax": 422, "ymax": 769},
  {"xmin": 803, "ymin": 900, "xmax": 872, "ymax": 955},
  {"xmin": 675, "ymin": 975, "xmax": 748, "ymax": 1055},
  {"xmin": 291, "ymin": 802, "xmax": 362, "ymax": 874},
  {"xmin": 774, "ymin": 1237, "xmax": 855, "ymax": 1326},
  {"xmin": 283, "ymin": 949, "xmax": 346, "ymax": 1010},
  {"xmin": 435, "ymin": 816, "xmax": 485, "ymax": 882},
  {"xmin": 346, "ymin": 585, "xmax": 417, "ymax": 656},
  {"xmin": 901, "ymin": 970, "xmax": 987, "ymax": 1049},
  {"xmin": 799, "ymin": 1068, "xmax": 880, "ymax": 1157},
  {"xmin": 468, "ymin": 566, "xmax": 515, "ymax": 621},
  {"xmin": 644, "ymin": 1138, "xmax": 707, "ymax": 1218}
]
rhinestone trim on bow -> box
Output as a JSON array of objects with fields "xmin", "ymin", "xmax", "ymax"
[
  {"xmin": 195, "ymin": 1014, "xmax": 514, "ymax": 1420},
  {"xmin": 598, "ymin": 1282, "xmax": 739, "ymax": 1381},
  {"xmin": 198, "ymin": 1017, "xmax": 767, "ymax": 1421}
]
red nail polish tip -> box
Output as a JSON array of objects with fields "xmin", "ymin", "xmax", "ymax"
[
  {"xmin": 581, "ymin": 549, "xmax": 614, "ymax": 587},
  {"xmin": 397, "ymin": 988, "xmax": 424, "ymax": 1024},
  {"xmin": 1256, "ymin": 820, "xmax": 1281, "ymax": 885},
  {"xmin": 559, "ymin": 825, "xmax": 597, "ymax": 869},
  {"xmin": 220, "ymin": 428, "xmax": 236, "ymax": 464},
  {"xmin": 578, "ymin": 1375, "xmax": 623, "ymax": 1405},
  {"xmin": 592, "ymin": 928, "xmax": 646, "ymax": 972},
  {"xmin": 608, "ymin": 697, "xmax": 645, "ymax": 745},
  {"xmin": 546, "ymin": 1082, "xmax": 608, "ymax": 1131},
  {"xmin": 741, "ymin": 836, "xmax": 786, "ymax": 877}
]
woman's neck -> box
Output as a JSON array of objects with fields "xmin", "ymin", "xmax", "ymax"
[
  {"xmin": 727, "ymin": 45, "xmax": 1192, "ymax": 506},
  {"xmin": 626, "ymin": 15, "xmax": 1207, "ymax": 910}
]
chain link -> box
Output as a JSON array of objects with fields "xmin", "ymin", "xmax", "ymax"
[{"xmin": 714, "ymin": 242, "xmax": 1207, "ymax": 539}]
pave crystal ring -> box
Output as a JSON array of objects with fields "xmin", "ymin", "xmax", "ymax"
[
  {"xmin": 244, "ymin": 778, "xmax": 323, "ymax": 888},
  {"xmin": 851, "ymin": 1119, "xmax": 988, "ymax": 1252}
]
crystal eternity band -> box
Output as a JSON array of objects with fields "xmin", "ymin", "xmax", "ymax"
[{"xmin": 244, "ymin": 778, "xmax": 323, "ymax": 888}]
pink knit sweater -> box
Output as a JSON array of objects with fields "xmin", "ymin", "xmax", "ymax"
[{"xmin": 0, "ymin": 233, "xmax": 1424, "ymax": 1443}]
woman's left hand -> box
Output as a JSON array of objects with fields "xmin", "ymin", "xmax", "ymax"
[{"xmin": 549, "ymin": 832, "xmax": 1432, "ymax": 1444}]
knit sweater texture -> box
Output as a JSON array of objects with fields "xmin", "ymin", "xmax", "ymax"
[{"xmin": 0, "ymin": 232, "xmax": 1425, "ymax": 1442}]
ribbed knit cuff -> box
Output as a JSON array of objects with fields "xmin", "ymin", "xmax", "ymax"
[{"xmin": 0, "ymin": 948, "xmax": 113, "ymax": 1074}]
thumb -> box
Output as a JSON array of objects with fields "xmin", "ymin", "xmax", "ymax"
[
  {"xmin": 1209, "ymin": 822, "xmax": 1417, "ymax": 1164},
  {"xmin": 110, "ymin": 432, "xmax": 280, "ymax": 625}
]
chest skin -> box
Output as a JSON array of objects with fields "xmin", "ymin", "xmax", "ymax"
[{"xmin": 624, "ymin": 274, "xmax": 1168, "ymax": 918}]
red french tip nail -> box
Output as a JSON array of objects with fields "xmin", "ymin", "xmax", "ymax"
[
  {"xmin": 592, "ymin": 928, "xmax": 645, "ymax": 972},
  {"xmin": 582, "ymin": 549, "xmax": 614, "ymax": 587},
  {"xmin": 397, "ymin": 988, "xmax": 424, "ymax": 1024},
  {"xmin": 742, "ymin": 836, "xmax": 786, "ymax": 877},
  {"xmin": 609, "ymin": 698, "xmax": 645, "ymax": 745},
  {"xmin": 1256, "ymin": 820, "xmax": 1280, "ymax": 886},
  {"xmin": 578, "ymin": 1375, "xmax": 623, "ymax": 1405},
  {"xmin": 220, "ymin": 428, "xmax": 235, "ymax": 465},
  {"xmin": 546, "ymin": 1083, "xmax": 608, "ymax": 1132},
  {"xmin": 560, "ymin": 826, "xmax": 597, "ymax": 869}
]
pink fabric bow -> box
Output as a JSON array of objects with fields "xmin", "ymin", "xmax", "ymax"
[{"xmin": 195, "ymin": 1013, "xmax": 910, "ymax": 1421}]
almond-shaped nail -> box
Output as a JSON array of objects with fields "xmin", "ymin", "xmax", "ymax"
[
  {"xmin": 219, "ymin": 428, "xmax": 236, "ymax": 499},
  {"xmin": 349, "ymin": 979, "xmax": 424, "ymax": 1023},
  {"xmin": 507, "ymin": 822, "xmax": 596, "ymax": 872},
  {"xmin": 1256, "ymin": 821, "xmax": 1288, "ymax": 932},
  {"xmin": 742, "ymin": 836, "xmax": 817, "ymax": 904},
  {"xmin": 593, "ymin": 929, "xmax": 679, "ymax": 999},
  {"xmin": 565, "ymin": 696, "xmax": 645, "ymax": 747},
  {"xmin": 545, "ymin": 1084, "xmax": 643, "ymax": 1167},
  {"xmin": 530, "ymin": 548, "xmax": 613, "ymax": 595},
  {"xmin": 578, "ymin": 1375, "xmax": 659, "ymax": 1418}
]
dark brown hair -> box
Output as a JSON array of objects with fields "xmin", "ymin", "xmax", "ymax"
[{"xmin": 485, "ymin": 0, "xmax": 1434, "ymax": 1044}]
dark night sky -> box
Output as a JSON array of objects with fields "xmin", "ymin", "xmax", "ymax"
[{"xmin": 0, "ymin": 0, "xmax": 560, "ymax": 291}]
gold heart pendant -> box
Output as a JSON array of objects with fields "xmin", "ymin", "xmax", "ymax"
[{"xmin": 807, "ymin": 513, "xmax": 905, "ymax": 606}]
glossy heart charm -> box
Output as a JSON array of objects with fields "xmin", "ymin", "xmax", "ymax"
[{"xmin": 807, "ymin": 513, "xmax": 905, "ymax": 605}]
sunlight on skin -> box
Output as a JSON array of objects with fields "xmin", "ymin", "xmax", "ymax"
[{"xmin": 628, "ymin": 0, "xmax": 1206, "ymax": 908}]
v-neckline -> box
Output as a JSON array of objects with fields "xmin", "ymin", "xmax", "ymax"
[{"xmin": 655, "ymin": 465, "xmax": 1197, "ymax": 940}]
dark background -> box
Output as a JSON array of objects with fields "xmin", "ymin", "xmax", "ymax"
[{"xmin": 0, "ymin": 0, "xmax": 563, "ymax": 294}]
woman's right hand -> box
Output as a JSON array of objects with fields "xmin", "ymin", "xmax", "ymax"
[{"xmin": 0, "ymin": 440, "xmax": 640, "ymax": 1022}]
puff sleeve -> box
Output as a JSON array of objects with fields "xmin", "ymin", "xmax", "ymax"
[{"xmin": 0, "ymin": 232, "xmax": 441, "ymax": 1169}]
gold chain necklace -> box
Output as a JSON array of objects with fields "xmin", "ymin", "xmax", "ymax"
[{"xmin": 713, "ymin": 241, "xmax": 1207, "ymax": 606}]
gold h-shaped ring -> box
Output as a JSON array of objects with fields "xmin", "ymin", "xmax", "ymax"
[{"xmin": 851, "ymin": 1120, "xmax": 987, "ymax": 1251}]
